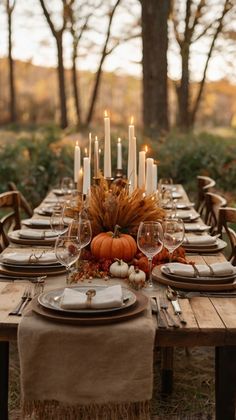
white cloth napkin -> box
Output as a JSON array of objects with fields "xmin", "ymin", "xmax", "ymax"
[
  {"xmin": 1, "ymin": 250, "xmax": 57, "ymax": 265},
  {"xmin": 184, "ymin": 223, "xmax": 210, "ymax": 232},
  {"xmin": 60, "ymin": 285, "xmax": 123, "ymax": 310},
  {"xmin": 184, "ymin": 235, "xmax": 217, "ymax": 246},
  {"xmin": 19, "ymin": 229, "xmax": 58, "ymax": 239},
  {"xmin": 23, "ymin": 218, "xmax": 52, "ymax": 226},
  {"xmin": 176, "ymin": 210, "xmax": 197, "ymax": 220},
  {"xmin": 163, "ymin": 262, "xmax": 235, "ymax": 277}
]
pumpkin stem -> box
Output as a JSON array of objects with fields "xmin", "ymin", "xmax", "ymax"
[
  {"xmin": 113, "ymin": 225, "xmax": 121, "ymax": 238},
  {"xmin": 115, "ymin": 258, "xmax": 122, "ymax": 265}
]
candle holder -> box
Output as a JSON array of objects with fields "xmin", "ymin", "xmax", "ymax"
[
  {"xmin": 92, "ymin": 177, "xmax": 102, "ymax": 186},
  {"xmin": 105, "ymin": 177, "xmax": 114, "ymax": 189},
  {"xmin": 115, "ymin": 168, "xmax": 123, "ymax": 179}
]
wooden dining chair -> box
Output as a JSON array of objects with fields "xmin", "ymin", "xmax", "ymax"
[
  {"xmin": 196, "ymin": 175, "xmax": 216, "ymax": 217},
  {"xmin": 218, "ymin": 207, "xmax": 236, "ymax": 265},
  {"xmin": 0, "ymin": 191, "xmax": 21, "ymax": 252},
  {"xmin": 204, "ymin": 192, "xmax": 227, "ymax": 234},
  {"xmin": 8, "ymin": 181, "xmax": 33, "ymax": 217}
]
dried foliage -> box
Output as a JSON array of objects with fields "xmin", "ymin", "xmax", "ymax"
[{"xmin": 87, "ymin": 178, "xmax": 165, "ymax": 236}]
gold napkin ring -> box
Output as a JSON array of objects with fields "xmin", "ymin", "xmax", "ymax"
[{"xmin": 86, "ymin": 289, "xmax": 96, "ymax": 308}]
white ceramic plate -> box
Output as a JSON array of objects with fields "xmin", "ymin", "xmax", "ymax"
[{"xmin": 38, "ymin": 285, "xmax": 137, "ymax": 315}]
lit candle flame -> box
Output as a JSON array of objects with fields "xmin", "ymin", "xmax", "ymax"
[
  {"xmin": 84, "ymin": 147, "xmax": 88, "ymax": 156},
  {"xmin": 118, "ymin": 137, "xmax": 121, "ymax": 143},
  {"xmin": 144, "ymin": 145, "xmax": 148, "ymax": 153},
  {"xmin": 89, "ymin": 132, "xmax": 92, "ymax": 140},
  {"xmin": 104, "ymin": 110, "xmax": 108, "ymax": 118},
  {"xmin": 130, "ymin": 116, "xmax": 134, "ymax": 125},
  {"xmin": 95, "ymin": 135, "xmax": 98, "ymax": 141},
  {"xmin": 76, "ymin": 141, "xmax": 78, "ymax": 146},
  {"xmin": 99, "ymin": 148, "xmax": 101, "ymax": 154}
]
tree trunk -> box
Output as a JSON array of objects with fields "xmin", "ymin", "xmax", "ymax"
[
  {"xmin": 7, "ymin": 2, "xmax": 16, "ymax": 123},
  {"xmin": 56, "ymin": 36, "xmax": 68, "ymax": 129},
  {"xmin": 141, "ymin": 0, "xmax": 170, "ymax": 136},
  {"xmin": 71, "ymin": 50, "xmax": 82, "ymax": 127},
  {"xmin": 178, "ymin": 42, "xmax": 190, "ymax": 129}
]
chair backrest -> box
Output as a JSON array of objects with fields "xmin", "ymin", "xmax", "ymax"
[
  {"xmin": 196, "ymin": 175, "xmax": 216, "ymax": 215},
  {"xmin": 218, "ymin": 207, "xmax": 236, "ymax": 265},
  {"xmin": 8, "ymin": 181, "xmax": 33, "ymax": 217},
  {"xmin": 0, "ymin": 191, "xmax": 21, "ymax": 251},
  {"xmin": 204, "ymin": 192, "xmax": 227, "ymax": 233}
]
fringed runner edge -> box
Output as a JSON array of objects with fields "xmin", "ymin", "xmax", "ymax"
[{"xmin": 22, "ymin": 399, "xmax": 151, "ymax": 420}]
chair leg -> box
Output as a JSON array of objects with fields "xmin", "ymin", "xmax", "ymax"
[{"xmin": 161, "ymin": 347, "xmax": 174, "ymax": 395}]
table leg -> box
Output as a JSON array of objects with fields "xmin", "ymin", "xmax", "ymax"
[
  {"xmin": 0, "ymin": 341, "xmax": 9, "ymax": 420},
  {"xmin": 161, "ymin": 347, "xmax": 174, "ymax": 395},
  {"xmin": 215, "ymin": 346, "xmax": 236, "ymax": 420}
]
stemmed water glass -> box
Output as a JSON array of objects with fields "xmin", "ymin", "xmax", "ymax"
[
  {"xmin": 162, "ymin": 218, "xmax": 185, "ymax": 262},
  {"xmin": 55, "ymin": 235, "xmax": 81, "ymax": 284},
  {"xmin": 137, "ymin": 221, "xmax": 164, "ymax": 288}
]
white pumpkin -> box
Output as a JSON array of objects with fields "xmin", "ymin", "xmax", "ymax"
[
  {"xmin": 109, "ymin": 259, "xmax": 129, "ymax": 278},
  {"xmin": 129, "ymin": 268, "xmax": 146, "ymax": 288}
]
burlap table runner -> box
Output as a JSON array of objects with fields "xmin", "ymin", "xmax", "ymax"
[{"xmin": 18, "ymin": 304, "xmax": 155, "ymax": 419}]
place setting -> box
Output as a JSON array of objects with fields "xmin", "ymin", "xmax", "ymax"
[
  {"xmin": 0, "ymin": 248, "xmax": 67, "ymax": 277},
  {"xmin": 8, "ymin": 228, "xmax": 59, "ymax": 246},
  {"xmin": 182, "ymin": 233, "xmax": 227, "ymax": 253},
  {"xmin": 31, "ymin": 283, "xmax": 149, "ymax": 325}
]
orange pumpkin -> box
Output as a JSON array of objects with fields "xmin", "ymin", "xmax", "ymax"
[{"xmin": 90, "ymin": 225, "xmax": 137, "ymax": 262}]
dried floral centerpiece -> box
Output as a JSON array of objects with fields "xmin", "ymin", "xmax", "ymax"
[{"xmin": 88, "ymin": 177, "xmax": 165, "ymax": 236}]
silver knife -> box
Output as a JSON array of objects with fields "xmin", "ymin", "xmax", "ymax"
[
  {"xmin": 151, "ymin": 297, "xmax": 167, "ymax": 329},
  {"xmin": 170, "ymin": 299, "xmax": 187, "ymax": 325}
]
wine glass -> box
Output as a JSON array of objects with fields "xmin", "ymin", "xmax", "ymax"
[
  {"xmin": 158, "ymin": 178, "xmax": 173, "ymax": 192},
  {"xmin": 137, "ymin": 221, "xmax": 164, "ymax": 288},
  {"xmin": 162, "ymin": 218, "xmax": 185, "ymax": 262},
  {"xmin": 68, "ymin": 218, "xmax": 92, "ymax": 249},
  {"xmin": 55, "ymin": 235, "xmax": 81, "ymax": 283},
  {"xmin": 61, "ymin": 177, "xmax": 74, "ymax": 195},
  {"xmin": 50, "ymin": 206, "xmax": 68, "ymax": 235}
]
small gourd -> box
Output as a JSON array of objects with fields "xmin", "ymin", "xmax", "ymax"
[
  {"xmin": 129, "ymin": 268, "xmax": 146, "ymax": 289},
  {"xmin": 109, "ymin": 259, "xmax": 129, "ymax": 278}
]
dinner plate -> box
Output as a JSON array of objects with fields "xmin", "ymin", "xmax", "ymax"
[
  {"xmin": 152, "ymin": 266, "xmax": 236, "ymax": 291},
  {"xmin": 183, "ymin": 238, "xmax": 227, "ymax": 253},
  {"xmin": 22, "ymin": 218, "xmax": 52, "ymax": 228},
  {"xmin": 161, "ymin": 265, "xmax": 236, "ymax": 284},
  {"xmin": 32, "ymin": 290, "xmax": 148, "ymax": 325},
  {"xmin": 8, "ymin": 230, "xmax": 58, "ymax": 246},
  {"xmin": 184, "ymin": 224, "xmax": 211, "ymax": 232},
  {"xmin": 38, "ymin": 285, "xmax": 137, "ymax": 314},
  {"xmin": 175, "ymin": 212, "xmax": 200, "ymax": 222},
  {"xmin": 164, "ymin": 202, "xmax": 195, "ymax": 210},
  {"xmin": 0, "ymin": 264, "xmax": 66, "ymax": 277}
]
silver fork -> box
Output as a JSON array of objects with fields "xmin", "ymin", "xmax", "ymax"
[
  {"xmin": 9, "ymin": 287, "xmax": 29, "ymax": 316},
  {"xmin": 17, "ymin": 287, "xmax": 33, "ymax": 316}
]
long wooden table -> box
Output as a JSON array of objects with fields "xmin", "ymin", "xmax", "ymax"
[{"xmin": 0, "ymin": 186, "xmax": 235, "ymax": 419}]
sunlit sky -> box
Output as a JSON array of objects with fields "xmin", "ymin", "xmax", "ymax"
[{"xmin": 0, "ymin": 0, "xmax": 235, "ymax": 83}]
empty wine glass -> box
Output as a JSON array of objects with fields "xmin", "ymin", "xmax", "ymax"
[
  {"xmin": 159, "ymin": 189, "xmax": 177, "ymax": 218},
  {"xmin": 50, "ymin": 206, "xmax": 68, "ymax": 235},
  {"xmin": 163, "ymin": 218, "xmax": 185, "ymax": 262},
  {"xmin": 158, "ymin": 178, "xmax": 173, "ymax": 192},
  {"xmin": 68, "ymin": 218, "xmax": 92, "ymax": 249},
  {"xmin": 137, "ymin": 221, "xmax": 164, "ymax": 288},
  {"xmin": 55, "ymin": 235, "xmax": 81, "ymax": 283},
  {"xmin": 61, "ymin": 177, "xmax": 74, "ymax": 195}
]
